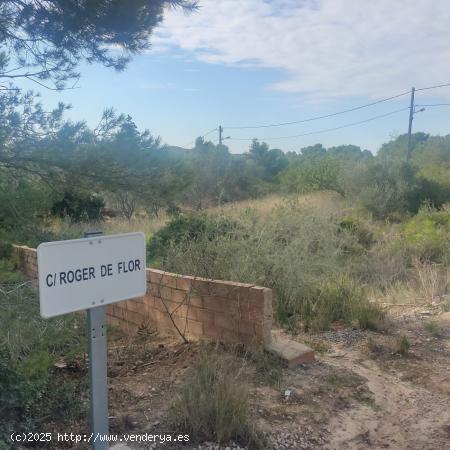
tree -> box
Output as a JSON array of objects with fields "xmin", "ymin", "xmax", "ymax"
[
  {"xmin": 248, "ymin": 139, "xmax": 288, "ymax": 181},
  {"xmin": 0, "ymin": 0, "xmax": 197, "ymax": 90},
  {"xmin": 0, "ymin": 0, "xmax": 198, "ymax": 226}
]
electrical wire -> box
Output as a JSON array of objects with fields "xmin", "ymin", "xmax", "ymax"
[
  {"xmin": 224, "ymin": 90, "xmax": 410, "ymax": 130},
  {"xmin": 183, "ymin": 127, "xmax": 217, "ymax": 148},
  {"xmin": 416, "ymin": 82, "xmax": 450, "ymax": 91},
  {"xmin": 229, "ymin": 107, "xmax": 409, "ymax": 141},
  {"xmin": 416, "ymin": 103, "xmax": 450, "ymax": 107},
  {"xmin": 185, "ymin": 82, "xmax": 450, "ymax": 146}
]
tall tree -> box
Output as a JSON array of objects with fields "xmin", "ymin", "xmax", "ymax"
[{"xmin": 0, "ymin": 0, "xmax": 197, "ymax": 90}]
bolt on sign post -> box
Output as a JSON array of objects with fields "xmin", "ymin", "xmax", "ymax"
[{"xmin": 37, "ymin": 232, "xmax": 147, "ymax": 449}]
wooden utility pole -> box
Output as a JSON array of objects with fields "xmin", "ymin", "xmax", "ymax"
[
  {"xmin": 406, "ymin": 87, "xmax": 415, "ymax": 161},
  {"xmin": 218, "ymin": 125, "xmax": 223, "ymax": 146}
]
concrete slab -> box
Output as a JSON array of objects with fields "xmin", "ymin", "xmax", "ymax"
[{"xmin": 265, "ymin": 338, "xmax": 315, "ymax": 368}]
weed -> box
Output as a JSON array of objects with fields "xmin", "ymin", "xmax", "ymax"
[
  {"xmin": 367, "ymin": 337, "xmax": 383, "ymax": 354},
  {"xmin": 423, "ymin": 321, "xmax": 442, "ymax": 337},
  {"xmin": 0, "ymin": 263, "xmax": 87, "ymax": 441},
  {"xmin": 393, "ymin": 335, "xmax": 410, "ymax": 356},
  {"xmin": 158, "ymin": 206, "xmax": 385, "ymax": 333},
  {"xmin": 252, "ymin": 351, "xmax": 283, "ymax": 388},
  {"xmin": 404, "ymin": 207, "xmax": 450, "ymax": 264},
  {"xmin": 354, "ymin": 303, "xmax": 386, "ymax": 331},
  {"xmin": 168, "ymin": 346, "xmax": 258, "ymax": 445},
  {"xmin": 301, "ymin": 337, "xmax": 331, "ymax": 354}
]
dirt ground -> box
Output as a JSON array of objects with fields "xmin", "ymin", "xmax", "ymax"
[{"xmin": 44, "ymin": 307, "xmax": 450, "ymax": 450}]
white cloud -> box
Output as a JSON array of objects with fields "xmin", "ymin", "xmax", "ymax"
[{"xmin": 155, "ymin": 0, "xmax": 450, "ymax": 100}]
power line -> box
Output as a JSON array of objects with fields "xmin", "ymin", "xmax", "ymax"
[
  {"xmin": 224, "ymin": 90, "xmax": 410, "ymax": 130},
  {"xmin": 416, "ymin": 103, "xmax": 450, "ymax": 107},
  {"xmin": 229, "ymin": 107, "xmax": 409, "ymax": 141},
  {"xmin": 416, "ymin": 82, "xmax": 450, "ymax": 91},
  {"xmin": 183, "ymin": 127, "xmax": 217, "ymax": 148},
  {"xmin": 184, "ymin": 81, "xmax": 450, "ymax": 146}
]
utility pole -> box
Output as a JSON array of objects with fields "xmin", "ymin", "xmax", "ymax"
[
  {"xmin": 218, "ymin": 125, "xmax": 223, "ymax": 146},
  {"xmin": 406, "ymin": 87, "xmax": 415, "ymax": 161}
]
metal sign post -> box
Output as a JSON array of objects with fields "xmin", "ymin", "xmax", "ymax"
[
  {"xmin": 37, "ymin": 231, "xmax": 147, "ymax": 450},
  {"xmin": 85, "ymin": 231, "xmax": 108, "ymax": 450}
]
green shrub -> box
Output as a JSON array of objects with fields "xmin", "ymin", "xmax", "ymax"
[
  {"xmin": 403, "ymin": 206, "xmax": 450, "ymax": 263},
  {"xmin": 344, "ymin": 161, "xmax": 449, "ymax": 219},
  {"xmin": 279, "ymin": 156, "xmax": 342, "ymax": 195},
  {"xmin": 148, "ymin": 213, "xmax": 239, "ymax": 262},
  {"xmin": 0, "ymin": 242, "xmax": 12, "ymax": 259},
  {"xmin": 159, "ymin": 207, "xmax": 381, "ymax": 332},
  {"xmin": 339, "ymin": 217, "xmax": 375, "ymax": 249},
  {"xmin": 0, "ymin": 275, "xmax": 87, "ymax": 441},
  {"xmin": 0, "ymin": 258, "xmax": 23, "ymax": 284},
  {"xmin": 51, "ymin": 190, "xmax": 105, "ymax": 222},
  {"xmin": 302, "ymin": 276, "xmax": 384, "ymax": 331},
  {"xmin": 168, "ymin": 347, "xmax": 254, "ymax": 445}
]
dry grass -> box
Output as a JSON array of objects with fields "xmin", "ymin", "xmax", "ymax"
[
  {"xmin": 44, "ymin": 192, "xmax": 345, "ymax": 242},
  {"xmin": 168, "ymin": 345, "xmax": 257, "ymax": 445},
  {"xmin": 45, "ymin": 214, "xmax": 168, "ymax": 240},
  {"xmin": 369, "ymin": 264, "xmax": 449, "ymax": 308},
  {"xmin": 209, "ymin": 191, "xmax": 346, "ymax": 220},
  {"xmin": 413, "ymin": 260, "xmax": 449, "ymax": 304}
]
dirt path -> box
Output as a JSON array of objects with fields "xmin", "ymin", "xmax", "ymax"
[
  {"xmin": 324, "ymin": 353, "xmax": 449, "ymax": 449},
  {"xmin": 101, "ymin": 312, "xmax": 450, "ymax": 450},
  {"xmin": 323, "ymin": 314, "xmax": 450, "ymax": 450}
]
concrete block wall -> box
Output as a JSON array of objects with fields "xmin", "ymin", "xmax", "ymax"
[{"xmin": 12, "ymin": 245, "xmax": 273, "ymax": 347}]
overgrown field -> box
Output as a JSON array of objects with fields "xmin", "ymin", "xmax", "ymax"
[
  {"xmin": 146, "ymin": 193, "xmax": 450, "ymax": 332},
  {"xmin": 1, "ymin": 191, "xmax": 450, "ymax": 448},
  {"xmin": 0, "ymin": 245, "xmax": 87, "ymax": 446}
]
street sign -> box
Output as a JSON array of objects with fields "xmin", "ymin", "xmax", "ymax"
[
  {"xmin": 37, "ymin": 231, "xmax": 147, "ymax": 450},
  {"xmin": 37, "ymin": 232, "xmax": 147, "ymax": 318}
]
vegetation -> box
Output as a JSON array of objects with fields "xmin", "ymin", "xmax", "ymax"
[
  {"xmin": 0, "ymin": 253, "xmax": 86, "ymax": 446},
  {"xmin": 0, "ymin": 1, "xmax": 450, "ymax": 444},
  {"xmin": 169, "ymin": 346, "xmax": 255, "ymax": 445}
]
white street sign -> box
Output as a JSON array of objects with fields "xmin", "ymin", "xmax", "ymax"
[{"xmin": 37, "ymin": 232, "xmax": 147, "ymax": 318}]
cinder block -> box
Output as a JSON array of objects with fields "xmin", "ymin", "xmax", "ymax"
[
  {"xmin": 190, "ymin": 279, "xmax": 214, "ymax": 296},
  {"xmin": 126, "ymin": 300, "xmax": 140, "ymax": 313},
  {"xmin": 188, "ymin": 307, "xmax": 214, "ymax": 324},
  {"xmin": 204, "ymin": 296, "xmax": 230, "ymax": 313},
  {"xmin": 265, "ymin": 340, "xmax": 315, "ymax": 368},
  {"xmin": 185, "ymin": 319, "xmax": 203, "ymax": 337},
  {"xmin": 203, "ymin": 322, "xmax": 221, "ymax": 340},
  {"xmin": 115, "ymin": 307, "xmax": 125, "ymax": 320},
  {"xmin": 214, "ymin": 313, "xmax": 238, "ymax": 331},
  {"xmin": 187, "ymin": 295, "xmax": 203, "ymax": 308},
  {"xmin": 171, "ymin": 288, "xmax": 188, "ymax": 304},
  {"xmin": 148, "ymin": 269, "xmax": 179, "ymax": 288},
  {"xmin": 176, "ymin": 275, "xmax": 195, "ymax": 291}
]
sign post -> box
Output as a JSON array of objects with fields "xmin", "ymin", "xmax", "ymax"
[
  {"xmin": 37, "ymin": 231, "xmax": 147, "ymax": 449},
  {"xmin": 85, "ymin": 231, "xmax": 108, "ymax": 450}
]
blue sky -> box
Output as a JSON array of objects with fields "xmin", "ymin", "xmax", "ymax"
[{"xmin": 25, "ymin": 0, "xmax": 450, "ymax": 154}]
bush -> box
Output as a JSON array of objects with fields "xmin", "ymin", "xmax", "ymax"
[
  {"xmin": 159, "ymin": 206, "xmax": 382, "ymax": 332},
  {"xmin": 0, "ymin": 272, "xmax": 87, "ymax": 442},
  {"xmin": 279, "ymin": 156, "xmax": 342, "ymax": 195},
  {"xmin": 344, "ymin": 161, "xmax": 449, "ymax": 219},
  {"xmin": 168, "ymin": 347, "xmax": 254, "ymax": 445},
  {"xmin": 301, "ymin": 276, "xmax": 384, "ymax": 331},
  {"xmin": 339, "ymin": 217, "xmax": 375, "ymax": 249},
  {"xmin": 403, "ymin": 206, "xmax": 450, "ymax": 264},
  {"xmin": 51, "ymin": 190, "xmax": 105, "ymax": 222},
  {"xmin": 0, "ymin": 242, "xmax": 12, "ymax": 259},
  {"xmin": 148, "ymin": 213, "xmax": 239, "ymax": 262}
]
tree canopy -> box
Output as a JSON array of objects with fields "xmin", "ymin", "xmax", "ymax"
[{"xmin": 0, "ymin": 0, "xmax": 197, "ymax": 90}]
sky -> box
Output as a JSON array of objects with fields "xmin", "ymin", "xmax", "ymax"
[{"xmin": 26, "ymin": 0, "xmax": 450, "ymax": 154}]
